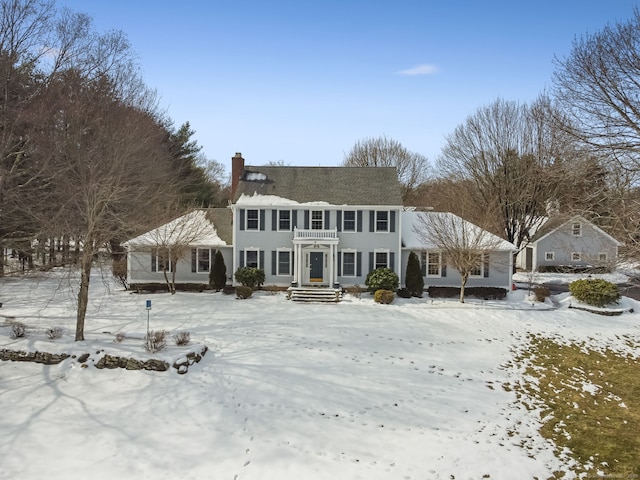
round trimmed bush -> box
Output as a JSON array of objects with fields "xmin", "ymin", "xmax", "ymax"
[
  {"xmin": 365, "ymin": 267, "xmax": 399, "ymax": 292},
  {"xmin": 374, "ymin": 289, "xmax": 395, "ymax": 304},
  {"xmin": 234, "ymin": 267, "xmax": 265, "ymax": 289},
  {"xmin": 235, "ymin": 285, "xmax": 253, "ymax": 299},
  {"xmin": 569, "ymin": 278, "xmax": 620, "ymax": 308}
]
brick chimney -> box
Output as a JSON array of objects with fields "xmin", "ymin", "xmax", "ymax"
[{"xmin": 231, "ymin": 152, "xmax": 245, "ymax": 199}]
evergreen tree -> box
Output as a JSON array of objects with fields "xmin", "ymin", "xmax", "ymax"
[
  {"xmin": 210, "ymin": 250, "xmax": 227, "ymax": 291},
  {"xmin": 405, "ymin": 251, "xmax": 424, "ymax": 297}
]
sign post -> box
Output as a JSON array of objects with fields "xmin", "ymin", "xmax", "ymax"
[{"xmin": 145, "ymin": 300, "xmax": 152, "ymax": 338}]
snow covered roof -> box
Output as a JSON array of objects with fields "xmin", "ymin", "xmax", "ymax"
[
  {"xmin": 124, "ymin": 209, "xmax": 231, "ymax": 247},
  {"xmin": 401, "ymin": 211, "xmax": 516, "ymax": 251},
  {"xmin": 529, "ymin": 214, "xmax": 622, "ymax": 246},
  {"xmin": 233, "ymin": 166, "xmax": 402, "ymax": 206}
]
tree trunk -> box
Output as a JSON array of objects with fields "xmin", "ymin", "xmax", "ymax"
[
  {"xmin": 75, "ymin": 247, "xmax": 93, "ymax": 341},
  {"xmin": 459, "ymin": 275, "xmax": 468, "ymax": 303}
]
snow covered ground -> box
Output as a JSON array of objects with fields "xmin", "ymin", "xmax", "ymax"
[{"xmin": 1, "ymin": 269, "xmax": 639, "ymax": 480}]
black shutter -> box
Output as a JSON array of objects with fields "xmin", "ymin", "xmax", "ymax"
[
  {"xmin": 239, "ymin": 250, "xmax": 244, "ymax": 268},
  {"xmin": 260, "ymin": 210, "xmax": 266, "ymax": 231},
  {"xmin": 272, "ymin": 250, "xmax": 277, "ymax": 275},
  {"xmin": 272, "ymin": 210, "xmax": 277, "ymax": 231},
  {"xmin": 390, "ymin": 211, "xmax": 396, "ymax": 232},
  {"xmin": 292, "ymin": 210, "xmax": 298, "ymax": 228},
  {"xmin": 484, "ymin": 254, "xmax": 490, "ymax": 278},
  {"xmin": 259, "ymin": 250, "xmax": 265, "ymax": 269},
  {"xmin": 191, "ymin": 248, "xmax": 197, "ymax": 272},
  {"xmin": 151, "ymin": 249, "xmax": 156, "ymax": 272},
  {"xmin": 304, "ymin": 210, "xmax": 310, "ymax": 229},
  {"xmin": 239, "ymin": 209, "xmax": 245, "ymax": 231},
  {"xmin": 357, "ymin": 211, "xmax": 363, "ymax": 232},
  {"xmin": 324, "ymin": 210, "xmax": 330, "ymax": 228},
  {"xmin": 357, "ymin": 252, "xmax": 362, "ymax": 276},
  {"xmin": 369, "ymin": 251, "xmax": 374, "ymax": 271},
  {"xmin": 369, "ymin": 211, "xmax": 375, "ymax": 232},
  {"xmin": 442, "ymin": 259, "xmax": 447, "ymax": 277},
  {"xmin": 337, "ymin": 211, "xmax": 342, "ymax": 232},
  {"xmin": 390, "ymin": 252, "xmax": 395, "ymax": 271},
  {"xmin": 337, "ymin": 252, "xmax": 342, "ymax": 276},
  {"xmin": 420, "ymin": 252, "xmax": 426, "ymax": 277}
]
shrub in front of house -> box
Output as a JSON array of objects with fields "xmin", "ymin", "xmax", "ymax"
[
  {"xmin": 374, "ymin": 289, "xmax": 395, "ymax": 304},
  {"xmin": 532, "ymin": 285, "xmax": 550, "ymax": 302},
  {"xmin": 365, "ymin": 267, "xmax": 399, "ymax": 292},
  {"xmin": 209, "ymin": 250, "xmax": 227, "ymax": 291},
  {"xmin": 396, "ymin": 287, "xmax": 412, "ymax": 299},
  {"xmin": 569, "ymin": 278, "xmax": 620, "ymax": 308},
  {"xmin": 235, "ymin": 285, "xmax": 253, "ymax": 299},
  {"xmin": 234, "ymin": 267, "xmax": 265, "ymax": 289},
  {"xmin": 222, "ymin": 285, "xmax": 236, "ymax": 295},
  {"xmin": 405, "ymin": 252, "xmax": 424, "ymax": 297}
]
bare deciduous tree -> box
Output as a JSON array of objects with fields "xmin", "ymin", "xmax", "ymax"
[
  {"xmin": 414, "ymin": 212, "xmax": 507, "ymax": 303},
  {"xmin": 343, "ymin": 135, "xmax": 430, "ymax": 202},
  {"xmin": 437, "ymin": 96, "xmax": 574, "ymax": 252}
]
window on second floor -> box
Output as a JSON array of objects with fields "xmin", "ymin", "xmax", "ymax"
[
  {"xmin": 278, "ymin": 210, "xmax": 291, "ymax": 231},
  {"xmin": 311, "ymin": 210, "xmax": 324, "ymax": 230},
  {"xmin": 375, "ymin": 211, "xmax": 389, "ymax": 232},
  {"xmin": 342, "ymin": 210, "xmax": 356, "ymax": 232},
  {"xmin": 246, "ymin": 209, "xmax": 259, "ymax": 230}
]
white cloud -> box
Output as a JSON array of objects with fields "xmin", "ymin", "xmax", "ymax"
[{"xmin": 396, "ymin": 64, "xmax": 440, "ymax": 76}]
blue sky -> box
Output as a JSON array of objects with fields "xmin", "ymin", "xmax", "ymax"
[{"xmin": 57, "ymin": 1, "xmax": 638, "ymax": 171}]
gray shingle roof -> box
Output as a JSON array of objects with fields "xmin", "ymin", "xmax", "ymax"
[
  {"xmin": 233, "ymin": 166, "xmax": 403, "ymax": 205},
  {"xmin": 204, "ymin": 208, "xmax": 233, "ymax": 244}
]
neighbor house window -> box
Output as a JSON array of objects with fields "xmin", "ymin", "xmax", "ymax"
[
  {"xmin": 545, "ymin": 252, "xmax": 555, "ymax": 261},
  {"xmin": 152, "ymin": 248, "xmax": 171, "ymax": 272},
  {"xmin": 277, "ymin": 249, "xmax": 292, "ymax": 275},
  {"xmin": 245, "ymin": 249, "xmax": 259, "ymax": 268},
  {"xmin": 342, "ymin": 250, "xmax": 356, "ymax": 277},
  {"xmin": 572, "ymin": 223, "xmax": 582, "ymax": 236},
  {"xmin": 278, "ymin": 210, "xmax": 291, "ymax": 231},
  {"xmin": 342, "ymin": 210, "xmax": 356, "ymax": 232},
  {"xmin": 246, "ymin": 209, "xmax": 259, "ymax": 230},
  {"xmin": 375, "ymin": 211, "xmax": 389, "ymax": 232},
  {"xmin": 311, "ymin": 210, "xmax": 324, "ymax": 229},
  {"xmin": 197, "ymin": 248, "xmax": 211, "ymax": 273},
  {"xmin": 599, "ymin": 253, "xmax": 608, "ymax": 262},
  {"xmin": 375, "ymin": 250, "xmax": 389, "ymax": 269},
  {"xmin": 571, "ymin": 252, "xmax": 582, "ymax": 261}
]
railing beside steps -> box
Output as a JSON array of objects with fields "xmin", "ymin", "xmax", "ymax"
[
  {"xmin": 287, "ymin": 286, "xmax": 342, "ymax": 303},
  {"xmin": 293, "ymin": 228, "xmax": 338, "ymax": 240}
]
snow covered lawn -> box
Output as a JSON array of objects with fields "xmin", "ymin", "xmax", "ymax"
[{"xmin": 1, "ymin": 270, "xmax": 639, "ymax": 480}]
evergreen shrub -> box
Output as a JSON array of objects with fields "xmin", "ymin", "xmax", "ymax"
[
  {"xmin": 374, "ymin": 289, "xmax": 395, "ymax": 304},
  {"xmin": 234, "ymin": 267, "xmax": 265, "ymax": 289},
  {"xmin": 235, "ymin": 285, "xmax": 253, "ymax": 299},
  {"xmin": 405, "ymin": 252, "xmax": 424, "ymax": 297},
  {"xmin": 209, "ymin": 250, "xmax": 227, "ymax": 291},
  {"xmin": 569, "ymin": 278, "xmax": 620, "ymax": 308},
  {"xmin": 365, "ymin": 267, "xmax": 399, "ymax": 292}
]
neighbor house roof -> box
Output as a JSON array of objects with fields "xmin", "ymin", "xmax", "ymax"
[
  {"xmin": 530, "ymin": 214, "xmax": 622, "ymax": 246},
  {"xmin": 124, "ymin": 208, "xmax": 232, "ymax": 247},
  {"xmin": 233, "ymin": 166, "xmax": 403, "ymax": 206},
  {"xmin": 401, "ymin": 211, "xmax": 516, "ymax": 251}
]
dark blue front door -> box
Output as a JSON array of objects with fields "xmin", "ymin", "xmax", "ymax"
[{"xmin": 310, "ymin": 252, "xmax": 324, "ymax": 282}]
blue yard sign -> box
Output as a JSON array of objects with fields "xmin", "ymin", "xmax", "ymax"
[{"xmin": 146, "ymin": 300, "xmax": 152, "ymax": 310}]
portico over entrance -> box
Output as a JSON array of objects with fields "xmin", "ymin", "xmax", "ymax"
[{"xmin": 292, "ymin": 227, "xmax": 339, "ymax": 287}]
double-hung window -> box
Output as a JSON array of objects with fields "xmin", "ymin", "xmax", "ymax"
[
  {"xmin": 375, "ymin": 250, "xmax": 389, "ymax": 269},
  {"xmin": 245, "ymin": 249, "xmax": 259, "ymax": 268},
  {"xmin": 427, "ymin": 252, "xmax": 441, "ymax": 276},
  {"xmin": 246, "ymin": 209, "xmax": 259, "ymax": 230},
  {"xmin": 277, "ymin": 249, "xmax": 292, "ymax": 275},
  {"xmin": 342, "ymin": 211, "xmax": 356, "ymax": 232},
  {"xmin": 572, "ymin": 223, "xmax": 582, "ymax": 236},
  {"xmin": 545, "ymin": 252, "xmax": 555, "ymax": 261},
  {"xmin": 197, "ymin": 248, "xmax": 210, "ymax": 273},
  {"xmin": 152, "ymin": 248, "xmax": 171, "ymax": 272},
  {"xmin": 278, "ymin": 210, "xmax": 291, "ymax": 231},
  {"xmin": 571, "ymin": 252, "xmax": 582, "ymax": 261},
  {"xmin": 470, "ymin": 254, "xmax": 483, "ymax": 277},
  {"xmin": 342, "ymin": 250, "xmax": 356, "ymax": 277},
  {"xmin": 375, "ymin": 211, "xmax": 389, "ymax": 232},
  {"xmin": 311, "ymin": 210, "xmax": 324, "ymax": 229}
]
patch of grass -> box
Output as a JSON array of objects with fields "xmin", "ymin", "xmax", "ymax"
[{"xmin": 512, "ymin": 335, "xmax": 640, "ymax": 477}]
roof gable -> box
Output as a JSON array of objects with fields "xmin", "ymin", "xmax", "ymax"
[
  {"xmin": 233, "ymin": 166, "xmax": 403, "ymax": 206},
  {"xmin": 531, "ymin": 215, "xmax": 622, "ymax": 246}
]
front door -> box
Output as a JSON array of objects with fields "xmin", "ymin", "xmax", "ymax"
[{"xmin": 309, "ymin": 251, "xmax": 324, "ymax": 283}]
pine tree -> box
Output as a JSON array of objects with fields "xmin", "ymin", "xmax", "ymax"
[
  {"xmin": 210, "ymin": 250, "xmax": 227, "ymax": 291},
  {"xmin": 405, "ymin": 251, "xmax": 424, "ymax": 297}
]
